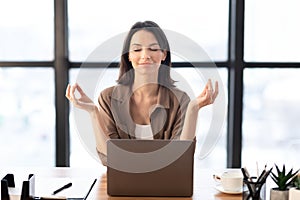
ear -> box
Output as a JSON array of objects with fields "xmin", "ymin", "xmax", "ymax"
[{"xmin": 162, "ymin": 50, "xmax": 167, "ymax": 61}]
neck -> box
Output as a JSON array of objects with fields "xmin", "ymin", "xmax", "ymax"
[
  {"xmin": 132, "ymin": 83, "xmax": 159, "ymax": 97},
  {"xmin": 133, "ymin": 70, "xmax": 159, "ymax": 92}
]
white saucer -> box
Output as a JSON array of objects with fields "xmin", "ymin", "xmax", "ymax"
[{"xmin": 214, "ymin": 185, "xmax": 243, "ymax": 194}]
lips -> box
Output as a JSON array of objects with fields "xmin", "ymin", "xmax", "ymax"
[
  {"xmin": 138, "ymin": 63, "xmax": 153, "ymax": 67},
  {"xmin": 139, "ymin": 62, "xmax": 152, "ymax": 65}
]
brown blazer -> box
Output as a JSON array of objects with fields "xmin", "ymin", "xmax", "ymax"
[{"xmin": 97, "ymin": 84, "xmax": 191, "ymax": 165}]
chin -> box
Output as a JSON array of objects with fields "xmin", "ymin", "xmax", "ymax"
[{"xmin": 135, "ymin": 67, "xmax": 159, "ymax": 75}]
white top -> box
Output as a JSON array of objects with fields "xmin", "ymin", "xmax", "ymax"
[{"xmin": 135, "ymin": 124, "xmax": 154, "ymax": 140}]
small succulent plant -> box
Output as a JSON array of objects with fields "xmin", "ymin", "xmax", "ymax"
[
  {"xmin": 293, "ymin": 175, "xmax": 300, "ymax": 190},
  {"xmin": 270, "ymin": 164, "xmax": 299, "ymax": 191}
]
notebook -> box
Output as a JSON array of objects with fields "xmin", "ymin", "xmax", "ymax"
[{"xmin": 107, "ymin": 139, "xmax": 195, "ymax": 197}]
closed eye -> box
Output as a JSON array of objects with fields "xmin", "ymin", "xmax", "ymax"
[
  {"xmin": 149, "ymin": 47, "xmax": 161, "ymax": 51},
  {"xmin": 132, "ymin": 49, "xmax": 142, "ymax": 52},
  {"xmin": 130, "ymin": 44, "xmax": 162, "ymax": 52},
  {"xmin": 149, "ymin": 44, "xmax": 161, "ymax": 51},
  {"xmin": 131, "ymin": 48, "xmax": 161, "ymax": 52}
]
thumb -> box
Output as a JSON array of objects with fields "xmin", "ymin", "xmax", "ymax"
[{"xmin": 75, "ymin": 83, "xmax": 86, "ymax": 96}]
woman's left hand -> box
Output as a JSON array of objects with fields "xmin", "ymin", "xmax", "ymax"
[{"xmin": 194, "ymin": 79, "xmax": 219, "ymax": 109}]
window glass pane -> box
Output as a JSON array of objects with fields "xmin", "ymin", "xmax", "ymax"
[
  {"xmin": 69, "ymin": 67, "xmax": 228, "ymax": 168},
  {"xmin": 243, "ymin": 68, "xmax": 300, "ymax": 168},
  {"xmin": 68, "ymin": 0, "xmax": 228, "ymax": 62},
  {"xmin": 244, "ymin": 0, "xmax": 300, "ymax": 62},
  {"xmin": 0, "ymin": 0, "xmax": 54, "ymax": 61},
  {"xmin": 0, "ymin": 68, "xmax": 55, "ymax": 166}
]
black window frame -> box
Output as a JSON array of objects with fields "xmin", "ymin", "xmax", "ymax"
[{"xmin": 1, "ymin": 0, "xmax": 299, "ymax": 167}]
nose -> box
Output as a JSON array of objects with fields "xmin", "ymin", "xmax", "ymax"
[{"xmin": 141, "ymin": 48, "xmax": 151, "ymax": 59}]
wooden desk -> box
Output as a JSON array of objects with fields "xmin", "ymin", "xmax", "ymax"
[
  {"xmin": 1, "ymin": 167, "xmax": 242, "ymax": 200},
  {"xmin": 94, "ymin": 170, "xmax": 242, "ymax": 200}
]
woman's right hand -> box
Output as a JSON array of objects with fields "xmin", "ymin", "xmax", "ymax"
[{"xmin": 65, "ymin": 83, "xmax": 97, "ymax": 113}]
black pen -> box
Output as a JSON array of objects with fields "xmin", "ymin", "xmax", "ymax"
[
  {"xmin": 257, "ymin": 164, "xmax": 267, "ymax": 182},
  {"xmin": 52, "ymin": 182, "xmax": 72, "ymax": 195},
  {"xmin": 241, "ymin": 167, "xmax": 249, "ymax": 180},
  {"xmin": 83, "ymin": 179, "xmax": 97, "ymax": 200}
]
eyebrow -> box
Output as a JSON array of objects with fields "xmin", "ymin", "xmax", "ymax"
[{"xmin": 131, "ymin": 43, "xmax": 160, "ymax": 47}]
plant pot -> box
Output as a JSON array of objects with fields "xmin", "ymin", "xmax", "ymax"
[
  {"xmin": 270, "ymin": 188, "xmax": 289, "ymax": 200},
  {"xmin": 289, "ymin": 188, "xmax": 300, "ymax": 200}
]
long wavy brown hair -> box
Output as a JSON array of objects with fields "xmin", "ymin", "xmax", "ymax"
[{"xmin": 117, "ymin": 21, "xmax": 175, "ymax": 87}]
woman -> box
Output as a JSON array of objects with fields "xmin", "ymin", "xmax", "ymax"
[{"xmin": 65, "ymin": 21, "xmax": 218, "ymax": 165}]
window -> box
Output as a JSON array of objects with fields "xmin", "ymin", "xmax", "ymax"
[
  {"xmin": 0, "ymin": 0, "xmax": 54, "ymax": 167},
  {"xmin": 0, "ymin": 0, "xmax": 54, "ymax": 61},
  {"xmin": 244, "ymin": 0, "xmax": 300, "ymax": 62},
  {"xmin": 243, "ymin": 0, "xmax": 300, "ymax": 168},
  {"xmin": 2, "ymin": 0, "xmax": 299, "ymax": 168},
  {"xmin": 0, "ymin": 68, "xmax": 55, "ymax": 167},
  {"xmin": 68, "ymin": 0, "xmax": 229, "ymax": 62},
  {"xmin": 243, "ymin": 68, "xmax": 300, "ymax": 167}
]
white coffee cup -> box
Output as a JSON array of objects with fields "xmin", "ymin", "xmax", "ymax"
[{"xmin": 214, "ymin": 171, "xmax": 243, "ymax": 192}]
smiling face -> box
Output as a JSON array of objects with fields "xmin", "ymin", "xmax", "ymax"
[
  {"xmin": 118, "ymin": 21, "xmax": 174, "ymax": 86},
  {"xmin": 128, "ymin": 30, "xmax": 167, "ymax": 73}
]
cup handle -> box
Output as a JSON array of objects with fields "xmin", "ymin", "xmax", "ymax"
[{"xmin": 213, "ymin": 174, "xmax": 221, "ymax": 183}]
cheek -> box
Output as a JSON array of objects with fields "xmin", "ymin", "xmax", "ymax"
[
  {"xmin": 129, "ymin": 54, "xmax": 138, "ymax": 62},
  {"xmin": 157, "ymin": 51, "xmax": 166, "ymax": 61},
  {"xmin": 154, "ymin": 54, "xmax": 165, "ymax": 63},
  {"xmin": 128, "ymin": 54, "xmax": 138, "ymax": 67}
]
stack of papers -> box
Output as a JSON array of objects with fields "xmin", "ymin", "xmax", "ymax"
[{"xmin": 8, "ymin": 177, "xmax": 97, "ymax": 199}]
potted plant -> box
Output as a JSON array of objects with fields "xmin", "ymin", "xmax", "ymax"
[
  {"xmin": 270, "ymin": 164, "xmax": 299, "ymax": 200},
  {"xmin": 289, "ymin": 175, "xmax": 300, "ymax": 200}
]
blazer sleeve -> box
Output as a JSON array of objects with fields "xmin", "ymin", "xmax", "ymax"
[
  {"xmin": 98, "ymin": 87, "xmax": 120, "ymax": 139},
  {"xmin": 170, "ymin": 91, "xmax": 191, "ymax": 140},
  {"xmin": 96, "ymin": 87, "xmax": 120, "ymax": 165}
]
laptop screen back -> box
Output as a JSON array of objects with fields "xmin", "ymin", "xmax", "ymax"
[{"xmin": 107, "ymin": 139, "xmax": 195, "ymax": 197}]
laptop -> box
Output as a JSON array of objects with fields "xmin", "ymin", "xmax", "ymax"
[{"xmin": 107, "ymin": 139, "xmax": 195, "ymax": 197}]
